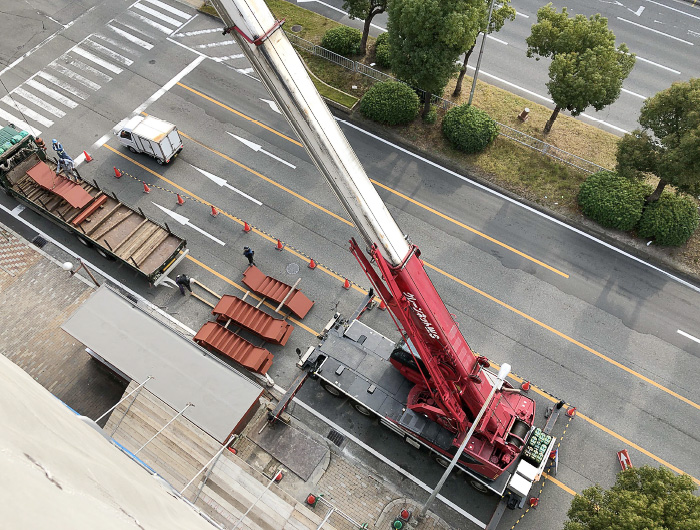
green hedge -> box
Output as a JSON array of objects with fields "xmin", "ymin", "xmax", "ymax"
[
  {"xmin": 374, "ymin": 32, "xmax": 391, "ymax": 68},
  {"xmin": 638, "ymin": 193, "xmax": 699, "ymax": 246},
  {"xmin": 360, "ymin": 81, "xmax": 420, "ymax": 125},
  {"xmin": 321, "ymin": 26, "xmax": 361, "ymax": 56},
  {"xmin": 578, "ymin": 171, "xmax": 647, "ymax": 231},
  {"xmin": 442, "ymin": 104, "xmax": 498, "ymax": 154}
]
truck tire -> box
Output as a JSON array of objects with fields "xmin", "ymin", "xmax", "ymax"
[
  {"xmin": 75, "ymin": 234, "xmax": 92, "ymax": 248},
  {"xmin": 351, "ymin": 402, "xmax": 375, "ymax": 418},
  {"xmin": 128, "ymin": 146, "xmax": 137, "ymax": 153},
  {"xmin": 321, "ymin": 380, "xmax": 342, "ymax": 397},
  {"xmin": 469, "ymin": 479, "xmax": 493, "ymax": 495},
  {"xmin": 155, "ymin": 157, "xmax": 164, "ymax": 165},
  {"xmin": 96, "ymin": 247, "xmax": 116, "ymax": 261},
  {"xmin": 434, "ymin": 455, "xmax": 451, "ymax": 468}
]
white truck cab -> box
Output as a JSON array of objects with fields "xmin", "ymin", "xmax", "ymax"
[{"xmin": 118, "ymin": 115, "xmax": 183, "ymax": 165}]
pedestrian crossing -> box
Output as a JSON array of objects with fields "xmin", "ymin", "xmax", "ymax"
[{"xmin": 0, "ymin": 0, "xmax": 193, "ymax": 137}]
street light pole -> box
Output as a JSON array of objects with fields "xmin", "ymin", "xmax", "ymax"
[
  {"xmin": 468, "ymin": 0, "xmax": 496, "ymax": 106},
  {"xmin": 416, "ymin": 363, "xmax": 511, "ymax": 521}
]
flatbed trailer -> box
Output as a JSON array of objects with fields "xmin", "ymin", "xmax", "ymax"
[
  {"xmin": 295, "ymin": 295, "xmax": 558, "ymax": 513},
  {"xmin": 0, "ymin": 128, "xmax": 187, "ymax": 284}
]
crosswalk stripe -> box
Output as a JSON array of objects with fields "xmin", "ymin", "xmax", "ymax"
[
  {"xmin": 141, "ymin": 0, "xmax": 190, "ymax": 20},
  {"xmin": 57, "ymin": 55, "xmax": 113, "ymax": 83},
  {"xmin": 91, "ymin": 33, "xmax": 140, "ymax": 57},
  {"xmin": 125, "ymin": 10, "xmax": 172, "ymax": 34},
  {"xmin": 0, "ymin": 97, "xmax": 53, "ymax": 128},
  {"xmin": 197, "ymin": 40, "xmax": 235, "ymax": 49},
  {"xmin": 83, "ymin": 39, "xmax": 134, "ymax": 66},
  {"xmin": 36, "ymin": 71, "xmax": 89, "ymax": 100},
  {"xmin": 106, "ymin": 24, "xmax": 154, "ymax": 50},
  {"xmin": 212, "ymin": 54, "xmax": 245, "ymax": 62},
  {"xmin": 72, "ymin": 46, "xmax": 123, "ymax": 74},
  {"xmin": 0, "ymin": 108, "xmax": 40, "ymax": 137},
  {"xmin": 12, "ymin": 88, "xmax": 66, "ymax": 118},
  {"xmin": 174, "ymin": 28, "xmax": 224, "ymax": 37},
  {"xmin": 47, "ymin": 62, "xmax": 103, "ymax": 91},
  {"xmin": 133, "ymin": 3, "xmax": 182, "ymax": 26},
  {"xmin": 25, "ymin": 80, "xmax": 79, "ymax": 109}
]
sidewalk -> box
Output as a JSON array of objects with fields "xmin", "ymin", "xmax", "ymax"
[{"xmin": 0, "ymin": 221, "xmax": 454, "ymax": 530}]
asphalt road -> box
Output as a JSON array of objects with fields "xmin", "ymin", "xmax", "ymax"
[
  {"xmin": 1, "ymin": 1, "xmax": 700, "ymax": 529},
  {"xmin": 300, "ymin": 0, "xmax": 700, "ymax": 135}
]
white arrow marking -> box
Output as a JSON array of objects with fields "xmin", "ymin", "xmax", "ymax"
[
  {"xmin": 599, "ymin": 0, "xmax": 624, "ymax": 5},
  {"xmin": 678, "ymin": 329, "xmax": 700, "ymax": 344},
  {"xmin": 227, "ymin": 132, "xmax": 296, "ymax": 169},
  {"xmin": 188, "ymin": 163, "xmax": 263, "ymax": 205},
  {"xmin": 151, "ymin": 202, "xmax": 226, "ymax": 245},
  {"xmin": 629, "ymin": 5, "xmax": 645, "ymax": 16},
  {"xmin": 690, "ymin": 30, "xmax": 700, "ymax": 38},
  {"xmin": 620, "ymin": 453, "xmax": 629, "ymax": 467},
  {"xmin": 260, "ymin": 98, "xmax": 281, "ymax": 114}
]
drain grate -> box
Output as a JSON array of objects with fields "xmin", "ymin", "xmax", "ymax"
[
  {"xmin": 32, "ymin": 236, "xmax": 47, "ymax": 248},
  {"xmin": 327, "ymin": 429, "xmax": 345, "ymax": 447}
]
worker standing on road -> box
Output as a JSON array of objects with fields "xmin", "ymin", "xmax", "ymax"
[
  {"xmin": 175, "ymin": 274, "xmax": 193, "ymax": 295},
  {"xmin": 243, "ymin": 246, "xmax": 255, "ymax": 266},
  {"xmin": 35, "ymin": 137, "xmax": 46, "ymax": 152}
]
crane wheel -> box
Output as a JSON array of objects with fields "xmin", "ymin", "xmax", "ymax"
[
  {"xmin": 351, "ymin": 402, "xmax": 375, "ymax": 418},
  {"xmin": 469, "ymin": 479, "xmax": 494, "ymax": 495},
  {"xmin": 321, "ymin": 380, "xmax": 342, "ymax": 397}
]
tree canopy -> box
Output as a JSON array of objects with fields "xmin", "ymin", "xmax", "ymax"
[
  {"xmin": 453, "ymin": 0, "xmax": 516, "ymax": 97},
  {"xmin": 617, "ymin": 78, "xmax": 700, "ymax": 202},
  {"xmin": 565, "ymin": 466, "xmax": 700, "ymax": 530},
  {"xmin": 387, "ymin": 0, "xmax": 481, "ymax": 115},
  {"xmin": 526, "ymin": 3, "xmax": 635, "ymax": 133},
  {"xmin": 342, "ymin": 0, "xmax": 388, "ymax": 55}
]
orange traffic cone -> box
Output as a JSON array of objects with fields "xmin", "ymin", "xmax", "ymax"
[
  {"xmin": 343, "ymin": 278, "xmax": 350, "ymax": 289},
  {"xmin": 143, "ymin": 182, "xmax": 150, "ymax": 193},
  {"xmin": 243, "ymin": 222, "xmax": 251, "ymax": 232},
  {"xmin": 211, "ymin": 205, "xmax": 219, "ymax": 217},
  {"xmin": 114, "ymin": 167, "xmax": 121, "ymax": 178},
  {"xmin": 276, "ymin": 239, "xmax": 284, "ymax": 251},
  {"xmin": 308, "ymin": 258, "xmax": 317, "ymax": 269},
  {"xmin": 378, "ymin": 299, "xmax": 387, "ymax": 310},
  {"xmin": 521, "ymin": 381, "xmax": 530, "ymax": 392},
  {"xmin": 176, "ymin": 194, "xmax": 185, "ymax": 206},
  {"xmin": 83, "ymin": 151, "xmax": 92, "ymax": 162},
  {"xmin": 566, "ymin": 407, "xmax": 576, "ymax": 418}
]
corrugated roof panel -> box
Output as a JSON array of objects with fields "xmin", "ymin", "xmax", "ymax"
[
  {"xmin": 242, "ymin": 266, "xmax": 314, "ymax": 319},
  {"xmin": 213, "ymin": 295, "xmax": 293, "ymax": 346},
  {"xmin": 194, "ymin": 322, "xmax": 273, "ymax": 375}
]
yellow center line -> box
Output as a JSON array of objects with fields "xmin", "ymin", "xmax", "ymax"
[
  {"xmin": 177, "ymin": 82, "xmax": 567, "ymax": 279},
  {"xmin": 542, "ymin": 473, "xmax": 577, "ymax": 496},
  {"xmin": 425, "ymin": 260, "xmax": 700, "ymax": 413},
  {"xmin": 176, "ymin": 82, "xmax": 303, "ymax": 147},
  {"xmin": 370, "ymin": 179, "xmax": 569, "ymax": 278}
]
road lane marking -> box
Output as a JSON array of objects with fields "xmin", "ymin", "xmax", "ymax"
[
  {"xmin": 678, "ymin": 329, "xmax": 700, "ymax": 344},
  {"xmin": 151, "ymin": 202, "xmax": 225, "ymax": 245},
  {"xmin": 180, "ymin": 85, "xmax": 567, "ymax": 277},
  {"xmin": 617, "ymin": 17, "xmax": 694, "ymax": 44},
  {"xmin": 260, "ymin": 98, "xmax": 281, "ymax": 114},
  {"xmin": 425, "ymin": 260, "xmax": 700, "ymax": 413},
  {"xmin": 188, "ymin": 163, "xmax": 263, "ymax": 205},
  {"xmin": 622, "ymin": 87, "xmax": 646, "ymax": 99},
  {"xmin": 542, "ymin": 473, "xmax": 576, "ymax": 495},
  {"xmin": 636, "ymin": 55, "xmax": 681, "ymax": 74},
  {"xmin": 227, "ymin": 132, "xmax": 297, "ymax": 168},
  {"xmin": 133, "ymin": 2, "xmax": 183, "ymax": 26},
  {"xmin": 106, "ymin": 24, "xmax": 154, "ymax": 49},
  {"xmin": 176, "ymin": 83, "xmax": 303, "ymax": 147},
  {"xmin": 370, "ymin": 179, "xmax": 569, "ymax": 278},
  {"xmin": 642, "ymin": 0, "xmax": 700, "ymax": 20}
]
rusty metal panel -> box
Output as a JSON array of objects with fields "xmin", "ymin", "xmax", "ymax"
[
  {"xmin": 26, "ymin": 161, "xmax": 92, "ymax": 209},
  {"xmin": 242, "ymin": 266, "xmax": 314, "ymax": 319},
  {"xmin": 194, "ymin": 322, "xmax": 273, "ymax": 375},
  {"xmin": 213, "ymin": 295, "xmax": 293, "ymax": 346}
]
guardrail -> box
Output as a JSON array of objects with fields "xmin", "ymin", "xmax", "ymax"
[{"xmin": 286, "ymin": 32, "xmax": 611, "ymax": 174}]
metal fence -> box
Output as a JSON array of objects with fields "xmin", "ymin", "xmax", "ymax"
[{"xmin": 285, "ymin": 31, "xmax": 611, "ymax": 174}]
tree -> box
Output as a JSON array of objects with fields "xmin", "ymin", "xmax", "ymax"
[
  {"xmin": 564, "ymin": 466, "xmax": 700, "ymax": 530},
  {"xmin": 453, "ymin": 0, "xmax": 515, "ymax": 97},
  {"xmin": 526, "ymin": 4, "xmax": 635, "ymax": 134},
  {"xmin": 342, "ymin": 0, "xmax": 388, "ymax": 56},
  {"xmin": 388, "ymin": 0, "xmax": 480, "ymax": 116},
  {"xmin": 617, "ymin": 78, "xmax": 700, "ymax": 202}
]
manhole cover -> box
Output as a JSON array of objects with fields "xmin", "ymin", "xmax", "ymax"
[
  {"xmin": 286, "ymin": 263, "xmax": 300, "ymax": 275},
  {"xmin": 328, "ymin": 429, "xmax": 345, "ymax": 447},
  {"xmin": 291, "ymin": 24, "xmax": 303, "ymax": 32}
]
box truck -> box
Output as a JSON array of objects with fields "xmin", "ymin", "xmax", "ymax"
[{"xmin": 118, "ymin": 115, "xmax": 183, "ymax": 165}]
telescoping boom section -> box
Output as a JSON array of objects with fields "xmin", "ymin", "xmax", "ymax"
[{"xmin": 211, "ymin": 0, "xmax": 535, "ymax": 479}]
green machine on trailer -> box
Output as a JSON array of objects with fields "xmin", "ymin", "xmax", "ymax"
[{"xmin": 0, "ymin": 126, "xmax": 188, "ymax": 285}]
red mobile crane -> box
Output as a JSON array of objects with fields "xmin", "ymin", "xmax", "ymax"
[{"xmin": 211, "ymin": 0, "xmax": 555, "ymax": 504}]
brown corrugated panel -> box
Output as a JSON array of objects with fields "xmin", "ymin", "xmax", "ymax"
[
  {"xmin": 212, "ymin": 295, "xmax": 293, "ymax": 346},
  {"xmin": 242, "ymin": 266, "xmax": 314, "ymax": 319},
  {"xmin": 193, "ymin": 322, "xmax": 273, "ymax": 375},
  {"xmin": 26, "ymin": 161, "xmax": 92, "ymax": 209}
]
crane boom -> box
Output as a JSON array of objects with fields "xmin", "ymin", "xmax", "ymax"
[{"xmin": 211, "ymin": 0, "xmax": 535, "ymax": 480}]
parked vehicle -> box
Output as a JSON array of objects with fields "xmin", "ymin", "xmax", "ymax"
[
  {"xmin": 0, "ymin": 126, "xmax": 188, "ymax": 285},
  {"xmin": 117, "ymin": 115, "xmax": 183, "ymax": 165}
]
